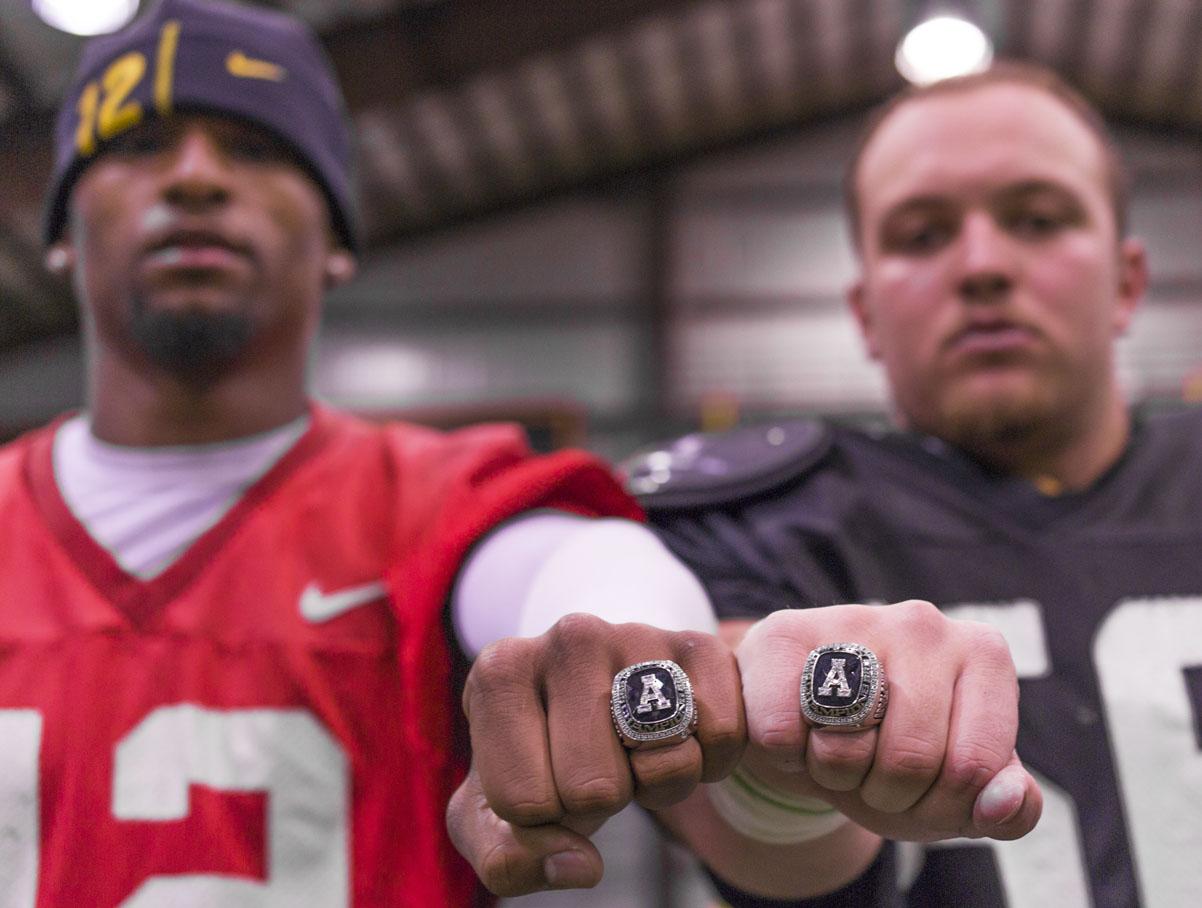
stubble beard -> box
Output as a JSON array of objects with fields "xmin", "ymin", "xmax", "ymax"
[{"xmin": 929, "ymin": 371, "xmax": 1076, "ymax": 470}]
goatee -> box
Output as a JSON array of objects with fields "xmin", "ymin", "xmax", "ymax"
[{"xmin": 130, "ymin": 303, "xmax": 254, "ymax": 387}]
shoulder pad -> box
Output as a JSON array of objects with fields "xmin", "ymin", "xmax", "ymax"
[{"xmin": 623, "ymin": 419, "xmax": 832, "ymax": 511}]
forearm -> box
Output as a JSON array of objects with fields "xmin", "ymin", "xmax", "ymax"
[
  {"xmin": 657, "ymin": 784, "xmax": 882, "ymax": 899},
  {"xmin": 453, "ymin": 513, "xmax": 717, "ymax": 656}
]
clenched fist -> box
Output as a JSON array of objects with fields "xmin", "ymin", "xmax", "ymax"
[{"xmin": 447, "ymin": 613, "xmax": 744, "ymax": 896}]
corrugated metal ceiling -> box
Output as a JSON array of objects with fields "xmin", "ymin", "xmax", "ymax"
[{"xmin": 1, "ymin": 0, "xmax": 1201, "ymax": 350}]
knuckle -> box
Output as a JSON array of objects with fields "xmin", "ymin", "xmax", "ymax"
[
  {"xmin": 469, "ymin": 638, "xmax": 530, "ymax": 692},
  {"xmin": 808, "ymin": 730, "xmax": 876, "ymax": 773},
  {"xmin": 492, "ymin": 789, "xmax": 563, "ymax": 827},
  {"xmin": 894, "ymin": 599, "xmax": 945, "ymax": 635},
  {"xmin": 749, "ymin": 707, "xmax": 801, "ymax": 751},
  {"xmin": 547, "ymin": 612, "xmax": 610, "ymax": 655},
  {"xmin": 807, "ymin": 753, "xmax": 869, "ymax": 791},
  {"xmin": 744, "ymin": 609, "xmax": 797, "ymax": 647},
  {"xmin": 872, "ymin": 735, "xmax": 944, "ymax": 787},
  {"xmin": 819, "ymin": 744, "xmax": 875, "ymax": 775},
  {"xmin": 464, "ymin": 639, "xmax": 534, "ymax": 714},
  {"xmin": 943, "ymin": 740, "xmax": 1005, "ymax": 791},
  {"xmin": 757, "ymin": 609, "xmax": 794, "ymax": 633},
  {"xmin": 699, "ymin": 713, "xmax": 746, "ymax": 758},
  {"xmin": 970, "ymin": 624, "xmax": 1016, "ymax": 667},
  {"xmin": 558, "ymin": 773, "xmax": 631, "ymax": 818},
  {"xmin": 634, "ymin": 746, "xmax": 700, "ymax": 789},
  {"xmin": 672, "ymin": 629, "xmax": 715, "ymax": 654},
  {"xmin": 969, "ymin": 621, "xmax": 1008, "ymax": 648},
  {"xmin": 634, "ymin": 771, "xmax": 701, "ymax": 809}
]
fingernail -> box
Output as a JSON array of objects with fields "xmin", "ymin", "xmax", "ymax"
[
  {"xmin": 544, "ymin": 851, "xmax": 595, "ymax": 889},
  {"xmin": 976, "ymin": 774, "xmax": 1024, "ymax": 825}
]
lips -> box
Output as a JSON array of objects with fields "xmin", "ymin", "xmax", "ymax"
[
  {"xmin": 946, "ymin": 320, "xmax": 1039, "ymax": 357},
  {"xmin": 141, "ymin": 228, "xmax": 253, "ymax": 272}
]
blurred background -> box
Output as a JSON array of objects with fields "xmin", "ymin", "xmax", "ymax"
[{"xmin": 3, "ymin": 0, "xmax": 1202, "ymax": 904}]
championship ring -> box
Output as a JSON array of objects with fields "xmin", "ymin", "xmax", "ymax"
[
  {"xmin": 801, "ymin": 643, "xmax": 889, "ymax": 729},
  {"xmin": 611, "ymin": 660, "xmax": 698, "ymax": 749}
]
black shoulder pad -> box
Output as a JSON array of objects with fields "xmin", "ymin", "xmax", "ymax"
[{"xmin": 623, "ymin": 419, "xmax": 832, "ymax": 511}]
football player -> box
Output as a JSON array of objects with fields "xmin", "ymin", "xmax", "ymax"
[
  {"xmin": 6, "ymin": 1, "xmax": 731, "ymax": 903},
  {"xmin": 637, "ymin": 62, "xmax": 1201, "ymax": 907}
]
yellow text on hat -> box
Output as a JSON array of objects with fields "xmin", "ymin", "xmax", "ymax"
[{"xmin": 226, "ymin": 51, "xmax": 286, "ymax": 82}]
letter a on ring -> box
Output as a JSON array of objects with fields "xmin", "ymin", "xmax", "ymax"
[
  {"xmin": 611, "ymin": 660, "xmax": 698, "ymax": 748},
  {"xmin": 801, "ymin": 643, "xmax": 888, "ymax": 729}
]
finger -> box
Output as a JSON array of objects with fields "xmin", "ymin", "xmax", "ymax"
[
  {"xmin": 805, "ymin": 727, "xmax": 878, "ymax": 791},
  {"xmin": 738, "ymin": 612, "xmax": 811, "ymax": 772},
  {"xmin": 916, "ymin": 624, "xmax": 1021, "ymax": 827},
  {"xmin": 629, "ymin": 738, "xmax": 703, "ymax": 809},
  {"xmin": 447, "ymin": 766, "xmax": 603, "ymax": 896},
  {"xmin": 673, "ymin": 630, "xmax": 746, "ymax": 782},
  {"xmin": 616, "ymin": 628, "xmax": 743, "ymax": 810},
  {"xmin": 841, "ymin": 624, "xmax": 1027, "ymax": 839},
  {"xmin": 543, "ymin": 614, "xmax": 635, "ymax": 821},
  {"xmin": 464, "ymin": 636, "xmax": 562, "ymax": 826},
  {"xmin": 972, "ymin": 752, "xmax": 1043, "ymax": 840},
  {"xmin": 860, "ymin": 608, "xmax": 956, "ymax": 812}
]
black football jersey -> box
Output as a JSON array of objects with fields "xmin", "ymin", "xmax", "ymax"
[{"xmin": 642, "ymin": 409, "xmax": 1202, "ymax": 908}]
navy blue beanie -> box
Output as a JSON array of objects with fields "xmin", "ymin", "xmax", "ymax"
[{"xmin": 44, "ymin": 0, "xmax": 359, "ymax": 252}]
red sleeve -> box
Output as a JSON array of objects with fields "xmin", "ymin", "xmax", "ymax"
[{"xmin": 380, "ymin": 422, "xmax": 642, "ymax": 903}]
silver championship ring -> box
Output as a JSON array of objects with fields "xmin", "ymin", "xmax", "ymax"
[
  {"xmin": 801, "ymin": 643, "xmax": 889, "ymax": 729},
  {"xmin": 611, "ymin": 660, "xmax": 698, "ymax": 749}
]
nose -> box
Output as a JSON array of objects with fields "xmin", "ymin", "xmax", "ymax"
[
  {"xmin": 160, "ymin": 128, "xmax": 232, "ymax": 211},
  {"xmin": 955, "ymin": 211, "xmax": 1015, "ymax": 304}
]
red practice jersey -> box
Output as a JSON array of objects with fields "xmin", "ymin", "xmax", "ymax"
[{"xmin": 0, "ymin": 406, "xmax": 641, "ymax": 906}]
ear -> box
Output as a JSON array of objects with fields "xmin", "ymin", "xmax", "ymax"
[
  {"xmin": 323, "ymin": 250, "xmax": 357, "ymax": 289},
  {"xmin": 44, "ymin": 243, "xmax": 76, "ymax": 277},
  {"xmin": 847, "ymin": 279, "xmax": 882, "ymax": 361},
  {"xmin": 1112, "ymin": 237, "xmax": 1147, "ymax": 336}
]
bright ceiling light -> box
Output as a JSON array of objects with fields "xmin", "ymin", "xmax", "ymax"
[
  {"xmin": 895, "ymin": 14, "xmax": 994, "ymax": 86},
  {"xmin": 33, "ymin": 0, "xmax": 140, "ymax": 36}
]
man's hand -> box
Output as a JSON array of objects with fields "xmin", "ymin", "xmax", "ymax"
[
  {"xmin": 446, "ymin": 613, "xmax": 745, "ymax": 896},
  {"xmin": 735, "ymin": 600, "xmax": 1042, "ymax": 844}
]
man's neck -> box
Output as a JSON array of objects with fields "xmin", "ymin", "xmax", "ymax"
[
  {"xmin": 87, "ymin": 352, "xmax": 310, "ymax": 447},
  {"xmin": 968, "ymin": 398, "xmax": 1132, "ymax": 495}
]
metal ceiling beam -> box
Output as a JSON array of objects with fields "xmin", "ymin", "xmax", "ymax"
[{"xmin": 326, "ymin": 0, "xmax": 703, "ymax": 108}]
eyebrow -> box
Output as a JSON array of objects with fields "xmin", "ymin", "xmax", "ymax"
[
  {"xmin": 877, "ymin": 195, "xmax": 955, "ymax": 230},
  {"xmin": 882, "ymin": 179, "xmax": 1083, "ymax": 218},
  {"xmin": 995, "ymin": 179, "xmax": 1081, "ymax": 201}
]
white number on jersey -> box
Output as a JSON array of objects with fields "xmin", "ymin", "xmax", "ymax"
[
  {"xmin": 0, "ymin": 705, "xmax": 349, "ymax": 907},
  {"xmin": 933, "ymin": 597, "xmax": 1202, "ymax": 907}
]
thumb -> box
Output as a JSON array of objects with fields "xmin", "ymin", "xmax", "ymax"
[
  {"xmin": 971, "ymin": 751, "xmax": 1043, "ymax": 840},
  {"xmin": 447, "ymin": 765, "xmax": 605, "ymax": 896}
]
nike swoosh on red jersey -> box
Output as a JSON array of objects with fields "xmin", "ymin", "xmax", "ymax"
[{"xmin": 299, "ymin": 580, "xmax": 388, "ymax": 623}]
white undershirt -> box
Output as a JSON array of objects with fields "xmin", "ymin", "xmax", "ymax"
[
  {"xmin": 52, "ymin": 416, "xmax": 717, "ymax": 648},
  {"xmin": 53, "ymin": 414, "xmax": 309, "ymax": 579}
]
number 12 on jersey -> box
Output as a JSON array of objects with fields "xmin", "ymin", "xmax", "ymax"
[{"xmin": 0, "ymin": 705, "xmax": 349, "ymax": 907}]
